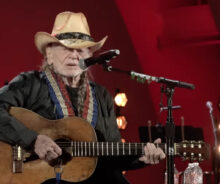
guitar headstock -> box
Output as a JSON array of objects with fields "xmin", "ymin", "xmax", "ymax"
[{"xmin": 176, "ymin": 140, "xmax": 210, "ymax": 162}]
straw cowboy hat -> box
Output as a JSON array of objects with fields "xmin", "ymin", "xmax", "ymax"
[{"xmin": 35, "ymin": 11, "xmax": 108, "ymax": 55}]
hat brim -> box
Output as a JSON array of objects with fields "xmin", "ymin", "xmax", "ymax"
[{"xmin": 35, "ymin": 32, "xmax": 108, "ymax": 55}]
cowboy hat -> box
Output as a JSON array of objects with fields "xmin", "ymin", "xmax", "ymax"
[{"xmin": 35, "ymin": 11, "xmax": 108, "ymax": 55}]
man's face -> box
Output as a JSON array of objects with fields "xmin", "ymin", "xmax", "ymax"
[{"xmin": 46, "ymin": 44, "xmax": 92, "ymax": 77}]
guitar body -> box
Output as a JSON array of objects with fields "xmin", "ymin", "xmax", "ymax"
[{"xmin": 0, "ymin": 107, "xmax": 97, "ymax": 184}]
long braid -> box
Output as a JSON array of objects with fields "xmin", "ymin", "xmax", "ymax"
[{"xmin": 77, "ymin": 71, "xmax": 88, "ymax": 117}]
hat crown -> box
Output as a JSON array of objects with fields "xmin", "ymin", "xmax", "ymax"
[
  {"xmin": 35, "ymin": 11, "xmax": 107, "ymax": 55},
  {"xmin": 51, "ymin": 12, "xmax": 91, "ymax": 36}
]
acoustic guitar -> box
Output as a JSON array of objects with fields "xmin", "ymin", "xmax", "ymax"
[{"xmin": 0, "ymin": 107, "xmax": 210, "ymax": 184}]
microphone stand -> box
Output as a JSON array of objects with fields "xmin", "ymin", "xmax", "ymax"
[
  {"xmin": 102, "ymin": 65, "xmax": 195, "ymax": 90},
  {"xmin": 102, "ymin": 64, "xmax": 195, "ymax": 184},
  {"xmin": 164, "ymin": 86, "xmax": 175, "ymax": 184}
]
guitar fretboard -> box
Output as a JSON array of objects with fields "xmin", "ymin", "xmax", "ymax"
[{"xmin": 57, "ymin": 142, "xmax": 166, "ymax": 157}]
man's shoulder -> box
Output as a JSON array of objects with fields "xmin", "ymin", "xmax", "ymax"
[
  {"xmin": 12, "ymin": 70, "xmax": 44, "ymax": 81},
  {"xmin": 19, "ymin": 70, "xmax": 44, "ymax": 79},
  {"xmin": 8, "ymin": 70, "xmax": 45, "ymax": 87}
]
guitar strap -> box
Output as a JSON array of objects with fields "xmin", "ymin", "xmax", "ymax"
[{"xmin": 43, "ymin": 67, "xmax": 98, "ymax": 128}]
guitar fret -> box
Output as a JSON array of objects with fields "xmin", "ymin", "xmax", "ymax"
[
  {"xmin": 135, "ymin": 143, "xmax": 137, "ymax": 155},
  {"xmin": 85, "ymin": 142, "xmax": 87, "ymax": 156},
  {"xmin": 112, "ymin": 142, "xmax": 113, "ymax": 156},
  {"xmin": 81, "ymin": 142, "xmax": 83, "ymax": 156},
  {"xmin": 117, "ymin": 142, "xmax": 119, "ymax": 155},
  {"xmin": 128, "ymin": 142, "xmax": 131, "ymax": 155},
  {"xmin": 123, "ymin": 143, "xmax": 125, "ymax": 155},
  {"xmin": 102, "ymin": 142, "xmax": 103, "ymax": 156},
  {"xmin": 107, "ymin": 143, "xmax": 108, "ymax": 156},
  {"xmin": 89, "ymin": 142, "xmax": 90, "ymax": 156},
  {"xmin": 97, "ymin": 142, "xmax": 99, "ymax": 156},
  {"xmin": 77, "ymin": 142, "xmax": 79, "ymax": 156},
  {"xmin": 71, "ymin": 141, "xmax": 73, "ymax": 156}
]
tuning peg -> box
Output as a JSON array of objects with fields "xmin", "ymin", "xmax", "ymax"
[
  {"xmin": 197, "ymin": 153, "xmax": 204, "ymax": 162},
  {"xmin": 182, "ymin": 152, "xmax": 188, "ymax": 161},
  {"xmin": 179, "ymin": 140, "xmax": 209, "ymax": 162},
  {"xmin": 197, "ymin": 141, "xmax": 203, "ymax": 148}
]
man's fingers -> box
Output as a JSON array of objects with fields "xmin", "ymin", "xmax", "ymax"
[
  {"xmin": 38, "ymin": 151, "xmax": 46, "ymax": 160},
  {"xmin": 46, "ymin": 150, "xmax": 59, "ymax": 161},
  {"xmin": 143, "ymin": 143, "xmax": 157, "ymax": 164},
  {"xmin": 153, "ymin": 138, "xmax": 161, "ymax": 144},
  {"xmin": 34, "ymin": 135, "xmax": 62, "ymax": 160},
  {"xmin": 145, "ymin": 143, "xmax": 150, "ymax": 160},
  {"xmin": 160, "ymin": 150, "xmax": 166, "ymax": 160},
  {"xmin": 147, "ymin": 143, "xmax": 155, "ymax": 164},
  {"xmin": 139, "ymin": 138, "xmax": 166, "ymax": 165},
  {"xmin": 139, "ymin": 156, "xmax": 146, "ymax": 162},
  {"xmin": 52, "ymin": 144, "xmax": 62, "ymax": 156},
  {"xmin": 153, "ymin": 151, "xmax": 160, "ymax": 164}
]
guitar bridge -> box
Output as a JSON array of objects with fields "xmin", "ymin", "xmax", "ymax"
[{"xmin": 12, "ymin": 145, "xmax": 24, "ymax": 173}]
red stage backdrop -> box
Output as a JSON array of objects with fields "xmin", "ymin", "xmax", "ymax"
[{"xmin": 0, "ymin": 0, "xmax": 219, "ymax": 183}]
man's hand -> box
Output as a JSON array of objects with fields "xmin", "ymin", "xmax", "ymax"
[
  {"xmin": 139, "ymin": 138, "xmax": 166, "ymax": 164},
  {"xmin": 34, "ymin": 135, "xmax": 62, "ymax": 161}
]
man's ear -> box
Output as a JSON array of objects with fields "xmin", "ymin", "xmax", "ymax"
[{"xmin": 45, "ymin": 46, "xmax": 53, "ymax": 65}]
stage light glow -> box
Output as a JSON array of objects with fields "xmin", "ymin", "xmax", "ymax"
[
  {"xmin": 116, "ymin": 116, "xmax": 127, "ymax": 129},
  {"xmin": 121, "ymin": 138, "xmax": 126, "ymax": 143},
  {"xmin": 114, "ymin": 93, "xmax": 128, "ymax": 107}
]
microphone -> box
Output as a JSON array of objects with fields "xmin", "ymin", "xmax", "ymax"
[
  {"xmin": 206, "ymin": 101, "xmax": 212, "ymax": 110},
  {"xmin": 79, "ymin": 49, "xmax": 120, "ymax": 70},
  {"xmin": 206, "ymin": 101, "xmax": 217, "ymax": 146}
]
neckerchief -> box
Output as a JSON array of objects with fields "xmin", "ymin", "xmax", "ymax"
[{"xmin": 42, "ymin": 67, "xmax": 98, "ymax": 128}]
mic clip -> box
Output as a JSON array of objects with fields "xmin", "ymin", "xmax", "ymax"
[{"xmin": 101, "ymin": 63, "xmax": 112, "ymax": 72}]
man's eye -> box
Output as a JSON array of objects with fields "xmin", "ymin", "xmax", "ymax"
[{"xmin": 77, "ymin": 49, "xmax": 83, "ymax": 53}]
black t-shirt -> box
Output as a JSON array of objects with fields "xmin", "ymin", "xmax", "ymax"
[{"xmin": 66, "ymin": 86, "xmax": 78, "ymax": 116}]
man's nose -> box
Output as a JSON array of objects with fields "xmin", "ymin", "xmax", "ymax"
[{"xmin": 70, "ymin": 49, "xmax": 80, "ymax": 59}]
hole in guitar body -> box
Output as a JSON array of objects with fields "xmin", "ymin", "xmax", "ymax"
[{"xmin": 48, "ymin": 138, "xmax": 73, "ymax": 167}]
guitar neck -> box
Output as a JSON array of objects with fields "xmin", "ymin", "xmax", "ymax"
[{"xmin": 58, "ymin": 142, "xmax": 166, "ymax": 157}]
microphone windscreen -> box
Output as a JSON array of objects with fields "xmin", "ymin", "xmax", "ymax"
[
  {"xmin": 206, "ymin": 101, "xmax": 212, "ymax": 109},
  {"xmin": 79, "ymin": 59, "xmax": 87, "ymax": 70}
]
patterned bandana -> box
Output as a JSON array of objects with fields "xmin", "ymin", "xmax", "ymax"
[{"xmin": 43, "ymin": 67, "xmax": 98, "ymax": 128}]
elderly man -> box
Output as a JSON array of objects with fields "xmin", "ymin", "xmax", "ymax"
[{"xmin": 0, "ymin": 12, "xmax": 165, "ymax": 184}]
